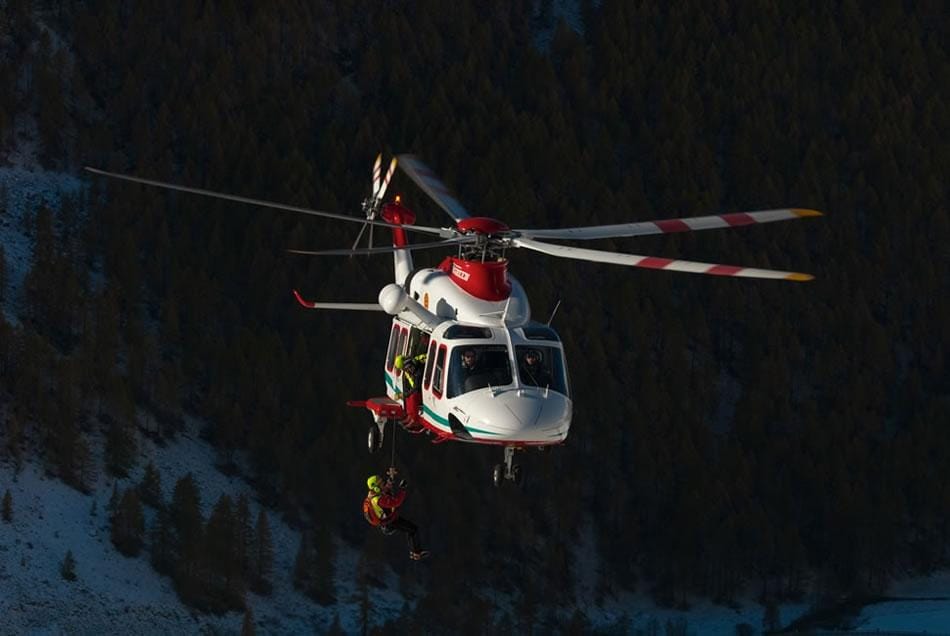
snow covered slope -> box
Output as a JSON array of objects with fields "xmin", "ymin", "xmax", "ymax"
[{"xmin": 0, "ymin": 418, "xmax": 407, "ymax": 635}]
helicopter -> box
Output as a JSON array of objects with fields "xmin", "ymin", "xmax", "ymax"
[{"xmin": 86, "ymin": 155, "xmax": 821, "ymax": 487}]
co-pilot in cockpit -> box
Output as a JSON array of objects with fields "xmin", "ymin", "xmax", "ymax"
[{"xmin": 440, "ymin": 323, "xmax": 570, "ymax": 399}]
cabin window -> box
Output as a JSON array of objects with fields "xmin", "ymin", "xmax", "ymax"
[
  {"xmin": 423, "ymin": 340, "xmax": 437, "ymax": 389},
  {"xmin": 520, "ymin": 324, "xmax": 561, "ymax": 342},
  {"xmin": 407, "ymin": 327, "xmax": 430, "ymax": 359},
  {"xmin": 432, "ymin": 344, "xmax": 447, "ymax": 398},
  {"xmin": 443, "ymin": 325, "xmax": 492, "ymax": 339},
  {"xmin": 394, "ymin": 327, "xmax": 408, "ymax": 375},
  {"xmin": 515, "ymin": 345, "xmax": 569, "ymax": 396},
  {"xmin": 385, "ymin": 324, "xmax": 399, "ymax": 371},
  {"xmin": 446, "ymin": 345, "xmax": 513, "ymax": 398}
]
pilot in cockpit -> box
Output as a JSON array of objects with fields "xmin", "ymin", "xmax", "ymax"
[{"xmin": 519, "ymin": 349, "xmax": 552, "ymax": 388}]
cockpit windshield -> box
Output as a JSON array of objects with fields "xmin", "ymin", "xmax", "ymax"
[
  {"xmin": 515, "ymin": 345, "xmax": 569, "ymax": 396},
  {"xmin": 446, "ymin": 345, "xmax": 513, "ymax": 398}
]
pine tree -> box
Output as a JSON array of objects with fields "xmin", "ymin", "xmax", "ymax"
[
  {"xmin": 74, "ymin": 434, "xmax": 97, "ymax": 494},
  {"xmin": 107, "ymin": 481, "xmax": 120, "ymax": 517},
  {"xmin": 139, "ymin": 461, "xmax": 162, "ymax": 508},
  {"xmin": 235, "ymin": 493, "xmax": 254, "ymax": 575},
  {"xmin": 763, "ymin": 601, "xmax": 780, "ymax": 632},
  {"xmin": 105, "ymin": 414, "xmax": 137, "ymax": 478},
  {"xmin": 293, "ymin": 531, "xmax": 311, "ymax": 591},
  {"xmin": 0, "ymin": 244, "xmax": 6, "ymax": 305},
  {"xmin": 240, "ymin": 606, "xmax": 256, "ymax": 636},
  {"xmin": 111, "ymin": 488, "xmax": 145, "ymax": 556},
  {"xmin": 205, "ymin": 494, "xmax": 243, "ymax": 608},
  {"xmin": 310, "ymin": 524, "xmax": 336, "ymax": 604},
  {"xmin": 60, "ymin": 549, "xmax": 77, "ymax": 581},
  {"xmin": 252, "ymin": 509, "xmax": 273, "ymax": 594},
  {"xmin": 2, "ymin": 489, "xmax": 12, "ymax": 522},
  {"xmin": 326, "ymin": 614, "xmax": 345, "ymax": 636},
  {"xmin": 149, "ymin": 505, "xmax": 174, "ymax": 575},
  {"xmin": 170, "ymin": 473, "xmax": 203, "ymax": 598}
]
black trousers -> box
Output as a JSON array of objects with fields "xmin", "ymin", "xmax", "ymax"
[{"xmin": 384, "ymin": 516, "xmax": 421, "ymax": 553}]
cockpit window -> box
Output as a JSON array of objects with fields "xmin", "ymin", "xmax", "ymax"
[
  {"xmin": 443, "ymin": 325, "xmax": 493, "ymax": 339},
  {"xmin": 515, "ymin": 345, "xmax": 569, "ymax": 396},
  {"xmin": 446, "ymin": 345, "xmax": 513, "ymax": 398},
  {"xmin": 520, "ymin": 324, "xmax": 561, "ymax": 341}
]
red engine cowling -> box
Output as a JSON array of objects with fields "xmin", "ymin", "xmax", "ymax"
[{"xmin": 439, "ymin": 257, "xmax": 512, "ymax": 301}]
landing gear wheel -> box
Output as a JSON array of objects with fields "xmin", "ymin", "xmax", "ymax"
[
  {"xmin": 492, "ymin": 446, "xmax": 524, "ymax": 488},
  {"xmin": 512, "ymin": 464, "xmax": 523, "ymax": 487},
  {"xmin": 368, "ymin": 425, "xmax": 380, "ymax": 454},
  {"xmin": 492, "ymin": 464, "xmax": 504, "ymax": 488}
]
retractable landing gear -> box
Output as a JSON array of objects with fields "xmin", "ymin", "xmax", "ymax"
[
  {"xmin": 492, "ymin": 446, "xmax": 523, "ymax": 487},
  {"xmin": 367, "ymin": 419, "xmax": 386, "ymax": 454}
]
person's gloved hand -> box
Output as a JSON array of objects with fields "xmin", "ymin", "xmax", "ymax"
[{"xmin": 398, "ymin": 479, "xmax": 409, "ymax": 490}]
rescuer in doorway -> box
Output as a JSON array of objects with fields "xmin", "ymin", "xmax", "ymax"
[{"xmin": 394, "ymin": 354, "xmax": 426, "ymax": 433}]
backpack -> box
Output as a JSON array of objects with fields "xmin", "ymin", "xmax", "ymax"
[{"xmin": 363, "ymin": 496, "xmax": 380, "ymax": 526}]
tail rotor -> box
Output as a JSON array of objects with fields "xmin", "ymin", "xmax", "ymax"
[{"xmin": 353, "ymin": 154, "xmax": 397, "ymax": 253}]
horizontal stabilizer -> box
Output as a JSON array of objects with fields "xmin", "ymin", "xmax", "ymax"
[{"xmin": 292, "ymin": 290, "xmax": 383, "ymax": 310}]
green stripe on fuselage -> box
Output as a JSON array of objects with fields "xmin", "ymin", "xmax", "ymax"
[
  {"xmin": 385, "ymin": 376, "xmax": 503, "ymax": 438},
  {"xmin": 422, "ymin": 405, "xmax": 501, "ymax": 436}
]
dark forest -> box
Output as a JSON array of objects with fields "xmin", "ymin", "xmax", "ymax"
[{"xmin": 0, "ymin": 0, "xmax": 948, "ymax": 632}]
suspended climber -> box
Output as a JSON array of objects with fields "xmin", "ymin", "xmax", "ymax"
[{"xmin": 363, "ymin": 467, "xmax": 429, "ymax": 560}]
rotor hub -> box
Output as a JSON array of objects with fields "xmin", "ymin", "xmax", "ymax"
[{"xmin": 455, "ymin": 217, "xmax": 511, "ymax": 236}]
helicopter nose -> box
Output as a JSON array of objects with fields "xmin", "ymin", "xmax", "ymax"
[{"xmin": 471, "ymin": 390, "xmax": 572, "ymax": 443}]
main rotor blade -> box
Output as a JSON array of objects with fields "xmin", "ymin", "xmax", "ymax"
[
  {"xmin": 513, "ymin": 237, "xmax": 814, "ymax": 281},
  {"xmin": 516, "ymin": 208, "xmax": 822, "ymax": 241},
  {"xmin": 84, "ymin": 166, "xmax": 447, "ymax": 237},
  {"xmin": 288, "ymin": 236, "xmax": 475, "ymax": 257},
  {"xmin": 397, "ymin": 154, "xmax": 471, "ymax": 221},
  {"xmin": 350, "ymin": 221, "xmax": 369, "ymax": 251}
]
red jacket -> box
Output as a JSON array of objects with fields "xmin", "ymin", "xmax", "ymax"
[{"xmin": 363, "ymin": 487, "xmax": 407, "ymax": 526}]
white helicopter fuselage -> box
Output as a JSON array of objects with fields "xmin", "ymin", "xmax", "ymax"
[{"xmin": 382, "ymin": 257, "xmax": 572, "ymax": 446}]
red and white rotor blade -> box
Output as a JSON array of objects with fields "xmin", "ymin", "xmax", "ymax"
[
  {"xmin": 293, "ymin": 290, "xmax": 383, "ymax": 311},
  {"xmin": 371, "ymin": 153, "xmax": 382, "ymax": 197},
  {"xmin": 516, "ymin": 208, "xmax": 822, "ymax": 241},
  {"xmin": 397, "ymin": 154, "xmax": 471, "ymax": 221},
  {"xmin": 377, "ymin": 157, "xmax": 397, "ymax": 202},
  {"xmin": 513, "ymin": 238, "xmax": 814, "ymax": 282}
]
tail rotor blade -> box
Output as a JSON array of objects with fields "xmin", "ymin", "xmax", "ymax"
[
  {"xmin": 377, "ymin": 157, "xmax": 397, "ymax": 201},
  {"xmin": 372, "ymin": 153, "xmax": 382, "ymax": 197}
]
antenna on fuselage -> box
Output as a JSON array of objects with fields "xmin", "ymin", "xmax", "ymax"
[{"xmin": 546, "ymin": 299, "xmax": 562, "ymax": 326}]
